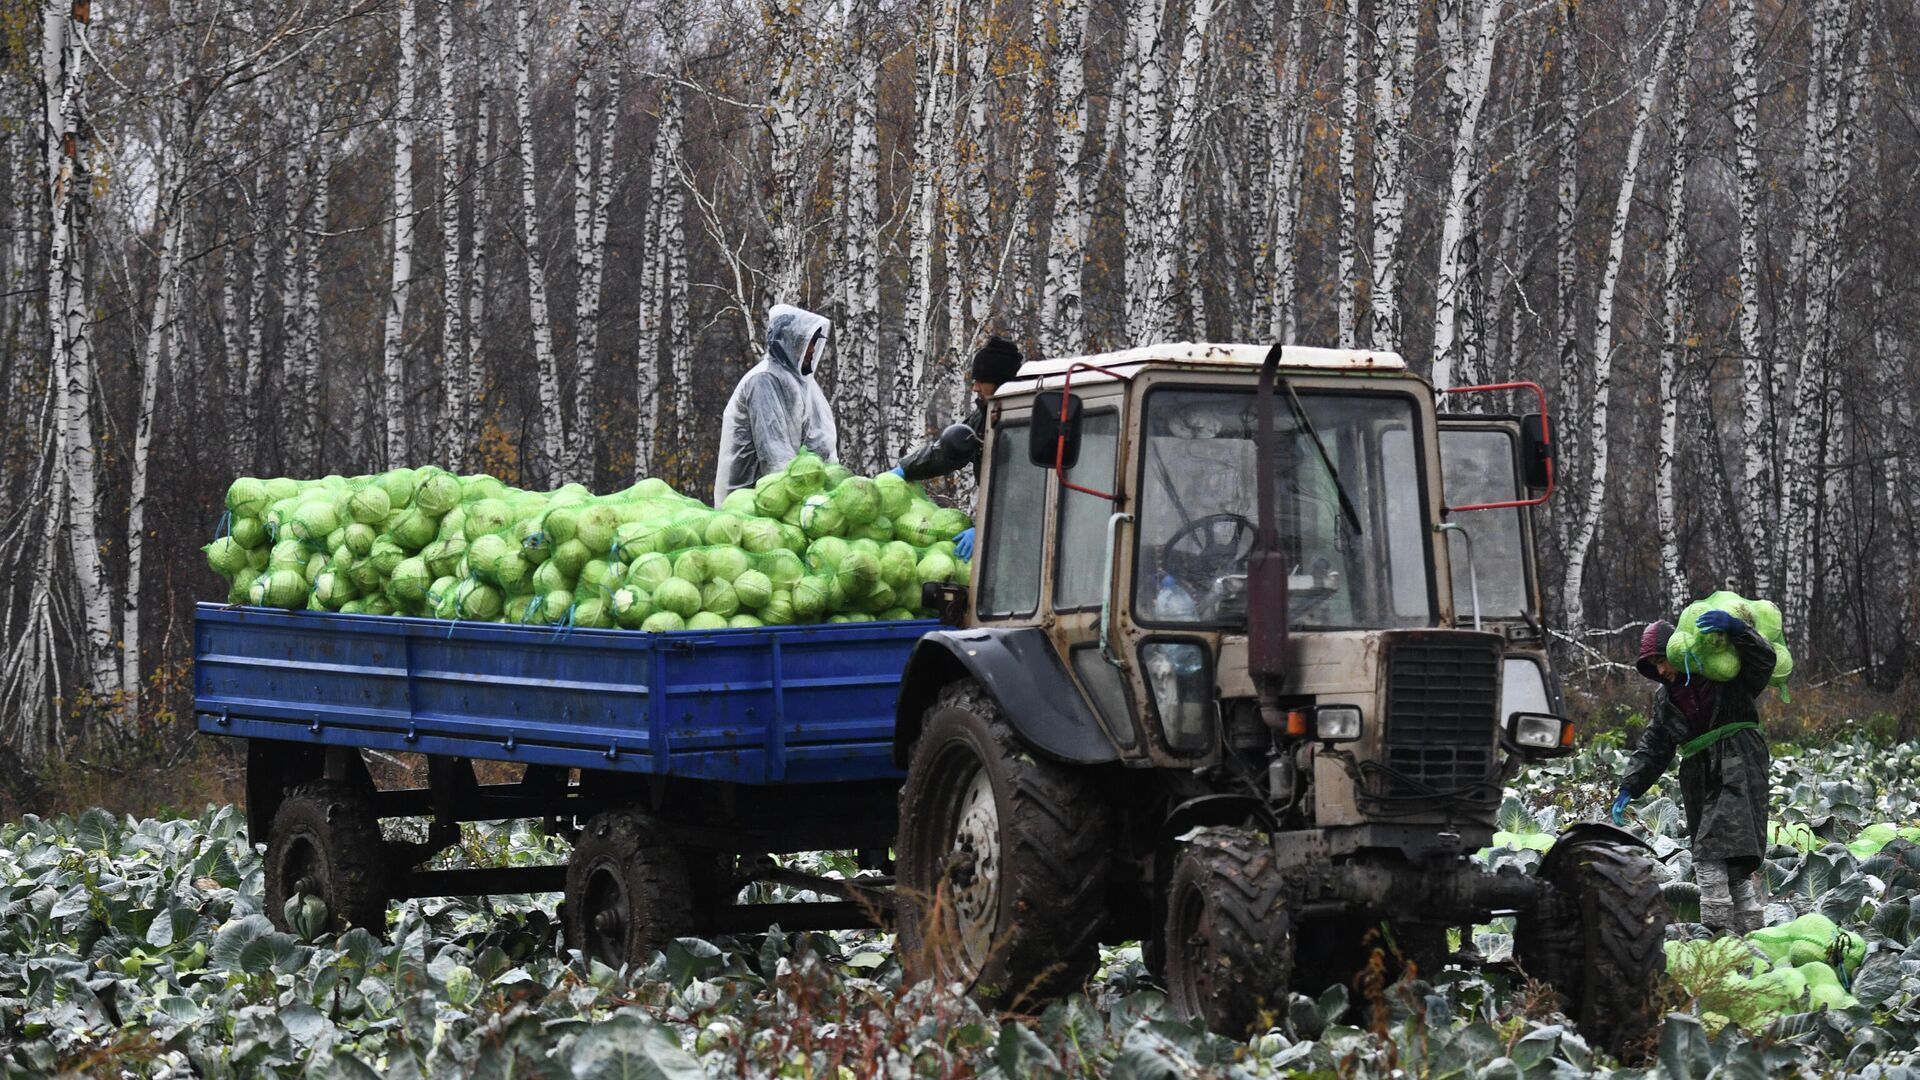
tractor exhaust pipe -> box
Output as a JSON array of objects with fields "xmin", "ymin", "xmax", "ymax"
[{"xmin": 1248, "ymin": 344, "xmax": 1290, "ymax": 685}]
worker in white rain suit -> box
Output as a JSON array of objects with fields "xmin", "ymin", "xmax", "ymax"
[{"xmin": 713, "ymin": 304, "xmax": 839, "ymax": 505}]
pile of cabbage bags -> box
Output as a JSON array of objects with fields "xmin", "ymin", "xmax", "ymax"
[
  {"xmin": 202, "ymin": 453, "xmax": 972, "ymax": 631},
  {"xmin": 1665, "ymin": 590, "xmax": 1793, "ymax": 695},
  {"xmin": 1665, "ymin": 913, "xmax": 1863, "ymax": 1018}
]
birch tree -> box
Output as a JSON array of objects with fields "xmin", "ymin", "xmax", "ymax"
[
  {"xmin": 1121, "ymin": 0, "xmax": 1166, "ymax": 343},
  {"xmin": 438, "ymin": 0, "xmax": 470, "ymax": 472},
  {"xmin": 638, "ymin": 1, "xmax": 689, "ymax": 475},
  {"xmin": 462, "ymin": 91, "xmax": 495, "ymax": 469},
  {"xmin": 1655, "ymin": 9, "xmax": 1697, "ymax": 617},
  {"xmin": 42, "ymin": 2, "xmax": 122, "ymax": 706},
  {"xmin": 1144, "ymin": 0, "xmax": 1217, "ymax": 342},
  {"xmin": 1336, "ymin": 0, "xmax": 1361, "ymax": 349},
  {"xmin": 837, "ymin": 0, "xmax": 884, "ymax": 471},
  {"xmin": 1561, "ymin": 8, "xmax": 1683, "ymax": 638},
  {"xmin": 1040, "ymin": 0, "xmax": 1089, "ymax": 357},
  {"xmin": 1261, "ymin": 6, "xmax": 1313, "ymax": 342},
  {"xmin": 571, "ymin": 0, "xmax": 620, "ymax": 481},
  {"xmin": 1369, "ymin": 0, "xmax": 1416, "ymax": 351},
  {"xmin": 516, "ymin": 0, "xmax": 564, "ymax": 477},
  {"xmin": 1731, "ymin": 0, "xmax": 1768, "ymax": 591},
  {"xmin": 1432, "ymin": 0, "xmax": 1536, "ymax": 391},
  {"xmin": 382, "ymin": 0, "xmax": 419, "ymax": 467},
  {"xmin": 893, "ymin": 1, "xmax": 957, "ymax": 454}
]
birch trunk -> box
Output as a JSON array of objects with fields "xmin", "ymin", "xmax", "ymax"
[
  {"xmin": 1731, "ymin": 0, "xmax": 1768, "ymax": 591},
  {"xmin": 1370, "ymin": 0, "xmax": 1416, "ymax": 351},
  {"xmin": 299, "ymin": 104, "xmax": 331, "ymax": 469},
  {"xmin": 766, "ymin": 0, "xmax": 810, "ymax": 305},
  {"xmin": 839, "ymin": 0, "xmax": 883, "ymax": 471},
  {"xmin": 1781, "ymin": 0, "xmax": 1866, "ymax": 641},
  {"xmin": 43, "ymin": 3, "xmax": 121, "ymax": 705},
  {"xmin": 125, "ymin": 176, "xmax": 184, "ymax": 725},
  {"xmin": 1656, "ymin": 9, "xmax": 1696, "ymax": 616},
  {"xmin": 955, "ymin": 5, "xmax": 992, "ymax": 346},
  {"xmin": 383, "ymin": 0, "xmax": 418, "ymax": 467},
  {"xmin": 516, "ymin": 0, "xmax": 564, "ymax": 477},
  {"xmin": 570, "ymin": 0, "xmax": 617, "ymax": 481},
  {"xmin": 1146, "ymin": 0, "xmax": 1216, "ymax": 341},
  {"xmin": 1267, "ymin": 7, "xmax": 1312, "ymax": 342},
  {"xmin": 1040, "ymin": 0, "xmax": 1089, "ymax": 357},
  {"xmin": 1122, "ymin": 0, "xmax": 1167, "ymax": 343},
  {"xmin": 1553, "ymin": 0, "xmax": 1580, "ymax": 556},
  {"xmin": 463, "ymin": 93, "xmax": 494, "ymax": 467},
  {"xmin": 437, "ymin": 0, "xmax": 468, "ymax": 472},
  {"xmin": 894, "ymin": 1, "xmax": 955, "ymax": 454},
  {"xmin": 1337, "ymin": 0, "xmax": 1361, "ymax": 348},
  {"xmin": 1561, "ymin": 9, "xmax": 1681, "ymax": 638},
  {"xmin": 1430, "ymin": 0, "xmax": 1507, "ymax": 392}
]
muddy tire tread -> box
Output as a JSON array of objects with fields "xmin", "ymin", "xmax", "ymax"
[
  {"xmin": 897, "ymin": 679, "xmax": 1112, "ymax": 1002},
  {"xmin": 262, "ymin": 780, "xmax": 390, "ymax": 935}
]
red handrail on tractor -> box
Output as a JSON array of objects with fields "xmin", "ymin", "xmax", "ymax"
[{"xmin": 1439, "ymin": 380, "xmax": 1555, "ymax": 512}]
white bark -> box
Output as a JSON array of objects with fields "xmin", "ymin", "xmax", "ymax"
[
  {"xmin": 125, "ymin": 173, "xmax": 184, "ymax": 726},
  {"xmin": 1732, "ymin": 0, "xmax": 1768, "ymax": 591},
  {"xmin": 1781, "ymin": 0, "xmax": 1868, "ymax": 640},
  {"xmin": 839, "ymin": 0, "xmax": 883, "ymax": 471},
  {"xmin": 954, "ymin": 4, "xmax": 992, "ymax": 347},
  {"xmin": 766, "ymin": 0, "xmax": 811, "ymax": 305},
  {"xmin": 1145, "ymin": 0, "xmax": 1216, "ymax": 341},
  {"xmin": 299, "ymin": 102, "xmax": 330, "ymax": 468},
  {"xmin": 571, "ymin": 0, "xmax": 618, "ymax": 481},
  {"xmin": 383, "ymin": 0, "xmax": 419, "ymax": 467},
  {"xmin": 463, "ymin": 93, "xmax": 494, "ymax": 468},
  {"xmin": 1431, "ymin": 0, "xmax": 1515, "ymax": 391},
  {"xmin": 1337, "ymin": 0, "xmax": 1361, "ymax": 348},
  {"xmin": 894, "ymin": 1, "xmax": 956, "ymax": 454},
  {"xmin": 437, "ymin": 0, "xmax": 468, "ymax": 472},
  {"xmin": 1561, "ymin": 8, "xmax": 1682, "ymax": 638},
  {"xmin": 1040, "ymin": 0, "xmax": 1089, "ymax": 357},
  {"xmin": 637, "ymin": 5, "xmax": 689, "ymax": 475},
  {"xmin": 43, "ymin": 4, "xmax": 121, "ymax": 705},
  {"xmin": 516, "ymin": 0, "xmax": 563, "ymax": 476},
  {"xmin": 1369, "ymin": 0, "xmax": 1416, "ymax": 351},
  {"xmin": 1656, "ymin": 7, "xmax": 1697, "ymax": 616},
  {"xmin": 1265, "ymin": 7, "xmax": 1312, "ymax": 342},
  {"xmin": 1553, "ymin": 0, "xmax": 1580, "ymax": 556},
  {"xmin": 1122, "ymin": 0, "xmax": 1167, "ymax": 343}
]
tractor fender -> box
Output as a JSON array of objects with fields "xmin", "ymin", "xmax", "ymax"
[
  {"xmin": 1539, "ymin": 821, "xmax": 1654, "ymax": 878},
  {"xmin": 893, "ymin": 627, "xmax": 1119, "ymax": 767}
]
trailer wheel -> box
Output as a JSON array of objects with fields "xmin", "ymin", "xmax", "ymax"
[
  {"xmin": 262, "ymin": 781, "xmax": 390, "ymax": 935},
  {"xmin": 1164, "ymin": 828, "xmax": 1293, "ymax": 1038},
  {"xmin": 896, "ymin": 680, "xmax": 1111, "ymax": 1004},
  {"xmin": 1517, "ymin": 838, "xmax": 1667, "ymax": 1063},
  {"xmin": 564, "ymin": 810, "xmax": 693, "ymax": 970}
]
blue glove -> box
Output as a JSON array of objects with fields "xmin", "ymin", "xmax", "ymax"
[
  {"xmin": 1696, "ymin": 609, "xmax": 1744, "ymax": 634},
  {"xmin": 888, "ymin": 466, "xmax": 905, "ymax": 478},
  {"xmin": 1610, "ymin": 790, "xmax": 1632, "ymax": 826},
  {"xmin": 953, "ymin": 527, "xmax": 975, "ymax": 560}
]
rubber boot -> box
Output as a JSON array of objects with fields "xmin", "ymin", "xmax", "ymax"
[
  {"xmin": 1730, "ymin": 872, "xmax": 1766, "ymax": 935},
  {"xmin": 1695, "ymin": 858, "xmax": 1736, "ymax": 934}
]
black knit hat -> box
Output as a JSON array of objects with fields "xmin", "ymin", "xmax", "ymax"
[{"xmin": 970, "ymin": 335, "xmax": 1024, "ymax": 386}]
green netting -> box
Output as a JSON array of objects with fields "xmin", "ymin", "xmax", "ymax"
[{"xmin": 1667, "ymin": 590, "xmax": 1794, "ymax": 697}]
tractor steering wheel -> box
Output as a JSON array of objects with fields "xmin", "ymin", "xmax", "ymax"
[{"xmin": 1161, "ymin": 513, "xmax": 1259, "ymax": 595}]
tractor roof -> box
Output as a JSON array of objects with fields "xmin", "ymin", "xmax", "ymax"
[{"xmin": 1002, "ymin": 342, "xmax": 1408, "ymax": 393}]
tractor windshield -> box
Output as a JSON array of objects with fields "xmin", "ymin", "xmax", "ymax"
[{"xmin": 1134, "ymin": 388, "xmax": 1434, "ymax": 630}]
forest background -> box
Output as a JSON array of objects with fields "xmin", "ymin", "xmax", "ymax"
[{"xmin": 3, "ymin": 0, "xmax": 1917, "ymax": 803}]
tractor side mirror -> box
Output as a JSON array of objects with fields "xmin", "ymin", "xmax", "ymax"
[
  {"xmin": 1520, "ymin": 414, "xmax": 1553, "ymax": 491},
  {"xmin": 1029, "ymin": 391, "xmax": 1084, "ymax": 470}
]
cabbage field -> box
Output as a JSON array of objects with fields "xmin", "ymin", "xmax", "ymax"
[{"xmin": 8, "ymin": 731, "xmax": 1920, "ymax": 1077}]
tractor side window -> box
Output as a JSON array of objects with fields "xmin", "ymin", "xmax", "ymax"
[
  {"xmin": 1054, "ymin": 412, "xmax": 1119, "ymax": 610},
  {"xmin": 979, "ymin": 421, "xmax": 1044, "ymax": 617},
  {"xmin": 1439, "ymin": 429, "xmax": 1530, "ymax": 619}
]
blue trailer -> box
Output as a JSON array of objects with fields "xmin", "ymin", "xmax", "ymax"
[{"xmin": 195, "ymin": 603, "xmax": 941, "ymax": 961}]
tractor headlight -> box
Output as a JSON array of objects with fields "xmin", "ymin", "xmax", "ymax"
[
  {"xmin": 1315, "ymin": 704, "xmax": 1363, "ymax": 742},
  {"xmin": 1142, "ymin": 641, "xmax": 1213, "ymax": 752},
  {"xmin": 1505, "ymin": 711, "xmax": 1574, "ymax": 754}
]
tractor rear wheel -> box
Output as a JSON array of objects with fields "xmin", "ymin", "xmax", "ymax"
[
  {"xmin": 1163, "ymin": 828, "xmax": 1294, "ymax": 1038},
  {"xmin": 896, "ymin": 680, "xmax": 1111, "ymax": 1004},
  {"xmin": 262, "ymin": 781, "xmax": 390, "ymax": 935},
  {"xmin": 564, "ymin": 810, "xmax": 694, "ymax": 970},
  {"xmin": 1517, "ymin": 838, "xmax": 1668, "ymax": 1063}
]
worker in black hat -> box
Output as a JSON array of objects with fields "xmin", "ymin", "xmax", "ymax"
[{"xmin": 888, "ymin": 335, "xmax": 1025, "ymax": 559}]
